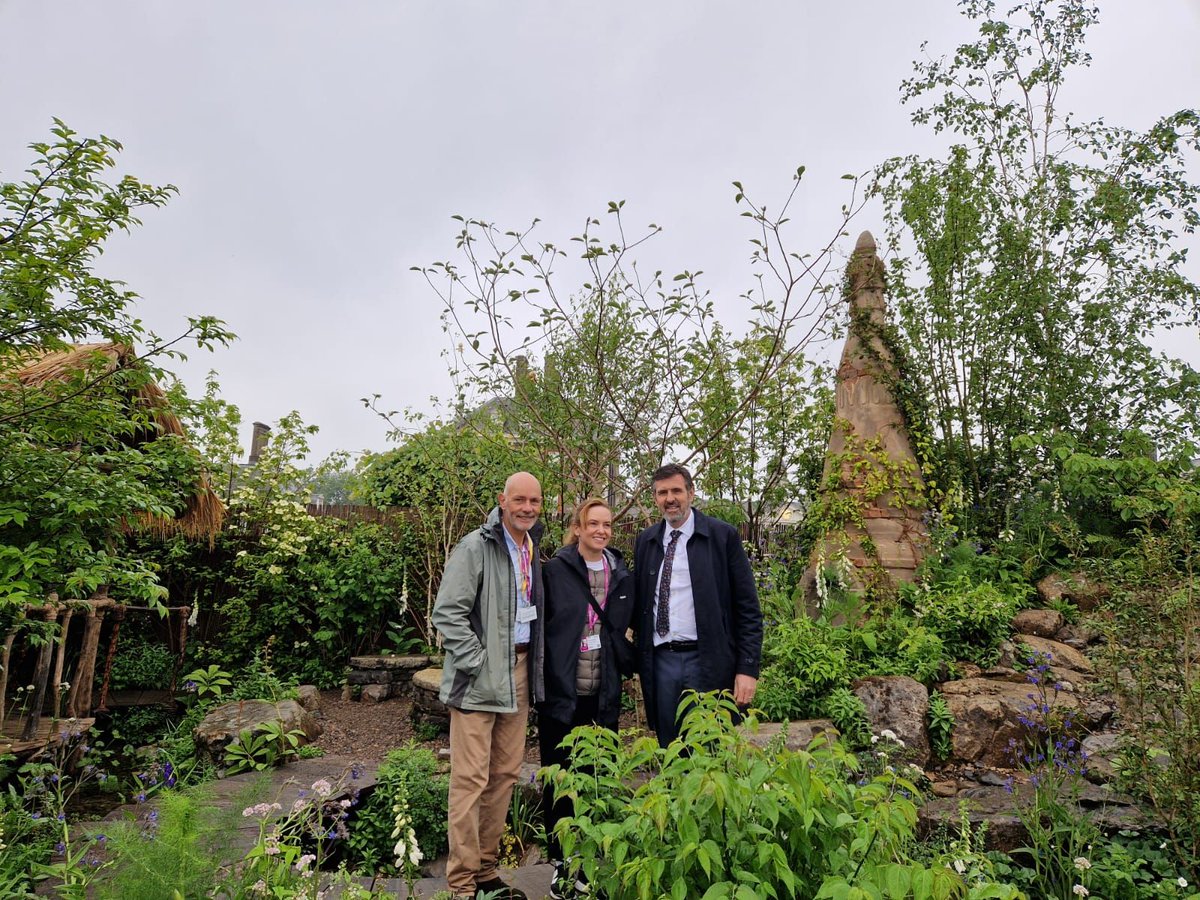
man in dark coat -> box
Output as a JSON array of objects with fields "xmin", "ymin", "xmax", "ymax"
[{"xmin": 634, "ymin": 463, "xmax": 763, "ymax": 745}]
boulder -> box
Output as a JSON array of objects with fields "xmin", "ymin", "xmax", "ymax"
[
  {"xmin": 741, "ymin": 719, "xmax": 838, "ymax": 754},
  {"xmin": 1036, "ymin": 572, "xmax": 1110, "ymax": 612},
  {"xmin": 360, "ymin": 684, "xmax": 393, "ymax": 703},
  {"xmin": 852, "ymin": 676, "xmax": 931, "ymax": 767},
  {"xmin": 1011, "ymin": 635, "xmax": 1093, "ymax": 675},
  {"xmin": 938, "ymin": 677, "xmax": 1090, "ymax": 767},
  {"xmin": 194, "ymin": 699, "xmax": 321, "ymax": 761},
  {"xmin": 296, "ymin": 685, "xmax": 321, "ymax": 713},
  {"xmin": 918, "ymin": 785, "xmax": 1029, "ymax": 851},
  {"xmin": 1011, "ymin": 609, "xmax": 1064, "ymax": 638},
  {"xmin": 1082, "ymin": 732, "xmax": 1124, "ymax": 784},
  {"xmin": 919, "ymin": 781, "xmax": 1151, "ymax": 852}
]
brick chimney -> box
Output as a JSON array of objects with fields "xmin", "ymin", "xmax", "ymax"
[{"xmin": 249, "ymin": 422, "xmax": 271, "ymax": 464}]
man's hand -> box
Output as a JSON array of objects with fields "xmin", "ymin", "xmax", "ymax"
[{"xmin": 733, "ymin": 674, "xmax": 758, "ymax": 706}]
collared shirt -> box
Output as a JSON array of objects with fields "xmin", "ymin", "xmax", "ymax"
[
  {"xmin": 503, "ymin": 525, "xmax": 534, "ymax": 645},
  {"xmin": 652, "ymin": 510, "xmax": 697, "ymax": 646}
]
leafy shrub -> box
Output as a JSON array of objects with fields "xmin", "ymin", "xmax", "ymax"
[
  {"xmin": 927, "ymin": 690, "xmax": 954, "ymax": 762},
  {"xmin": 107, "ymin": 635, "xmax": 176, "ymax": 691},
  {"xmin": 756, "ymin": 612, "xmax": 949, "ymax": 723},
  {"xmin": 823, "ymin": 686, "xmax": 870, "ymax": 748},
  {"xmin": 546, "ymin": 693, "xmax": 1020, "ymax": 898},
  {"xmin": 911, "ymin": 577, "xmax": 1021, "ymax": 667},
  {"xmin": 344, "ymin": 744, "xmax": 449, "ymax": 874}
]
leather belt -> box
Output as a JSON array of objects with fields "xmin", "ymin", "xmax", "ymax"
[
  {"xmin": 661, "ymin": 640, "xmax": 698, "ymax": 653},
  {"xmin": 514, "ymin": 642, "xmax": 530, "ymax": 653}
]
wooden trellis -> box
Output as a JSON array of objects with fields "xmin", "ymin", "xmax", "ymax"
[{"xmin": 0, "ymin": 589, "xmax": 191, "ymax": 755}]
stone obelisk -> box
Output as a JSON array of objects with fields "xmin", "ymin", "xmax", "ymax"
[{"xmin": 802, "ymin": 231, "xmax": 928, "ymax": 617}]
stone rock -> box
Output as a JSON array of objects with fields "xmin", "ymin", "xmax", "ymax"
[
  {"xmin": 852, "ymin": 676, "xmax": 930, "ymax": 767},
  {"xmin": 930, "ymin": 780, "xmax": 959, "ymax": 798},
  {"xmin": 994, "ymin": 640, "xmax": 1017, "ymax": 669},
  {"xmin": 1054, "ymin": 622, "xmax": 1100, "ymax": 649},
  {"xmin": 360, "ymin": 684, "xmax": 393, "ymax": 703},
  {"xmin": 296, "ymin": 685, "xmax": 321, "ymax": 713},
  {"xmin": 1012, "ymin": 609, "xmax": 1064, "ymax": 638},
  {"xmin": 919, "ymin": 782, "xmax": 1150, "ymax": 852},
  {"xmin": 347, "ymin": 669, "xmax": 395, "ymax": 685},
  {"xmin": 980, "ymin": 666, "xmax": 1026, "ymax": 683},
  {"xmin": 411, "ymin": 667, "xmax": 450, "ymax": 726},
  {"xmin": 411, "ymin": 667, "xmax": 443, "ymax": 694},
  {"xmin": 1012, "ymin": 635, "xmax": 1092, "ymax": 674},
  {"xmin": 741, "ymin": 719, "xmax": 838, "ymax": 754},
  {"xmin": 194, "ymin": 699, "xmax": 321, "ymax": 761},
  {"xmin": 938, "ymin": 677, "xmax": 1090, "ymax": 767},
  {"xmin": 1082, "ymin": 732, "xmax": 1124, "ymax": 783},
  {"xmin": 918, "ymin": 785, "xmax": 1028, "ymax": 851},
  {"xmin": 1036, "ymin": 572, "xmax": 1110, "ymax": 612},
  {"xmin": 956, "ymin": 663, "xmax": 983, "ymax": 680},
  {"xmin": 349, "ymin": 654, "xmax": 432, "ymax": 670}
]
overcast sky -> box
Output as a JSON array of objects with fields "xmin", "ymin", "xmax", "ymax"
[{"xmin": 3, "ymin": 1, "xmax": 1198, "ymax": 462}]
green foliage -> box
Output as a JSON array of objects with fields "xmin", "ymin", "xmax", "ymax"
[
  {"xmin": 0, "ymin": 122, "xmax": 232, "ymax": 614},
  {"xmin": 546, "ymin": 692, "xmax": 1017, "ymax": 898},
  {"xmin": 756, "ymin": 613, "xmax": 949, "ymax": 723},
  {"xmin": 154, "ymin": 411, "xmax": 413, "ymax": 686},
  {"xmin": 108, "ymin": 635, "xmax": 175, "ymax": 692},
  {"xmin": 823, "ymin": 686, "xmax": 871, "ymax": 749},
  {"xmin": 344, "ymin": 744, "xmax": 449, "ymax": 875},
  {"xmin": 223, "ymin": 723, "xmax": 304, "ymax": 774},
  {"xmin": 910, "ymin": 578, "xmax": 1020, "ymax": 667},
  {"xmin": 928, "ymin": 690, "xmax": 955, "ymax": 762},
  {"xmin": 0, "ymin": 784, "xmax": 53, "ymax": 898},
  {"xmin": 359, "ymin": 416, "xmax": 532, "ymax": 645},
  {"xmin": 874, "ymin": 0, "xmax": 1200, "ymax": 534},
  {"xmin": 229, "ymin": 649, "xmax": 296, "ymax": 703},
  {"xmin": 182, "ymin": 664, "xmax": 233, "ymax": 702},
  {"xmin": 93, "ymin": 786, "xmax": 241, "ymax": 900}
]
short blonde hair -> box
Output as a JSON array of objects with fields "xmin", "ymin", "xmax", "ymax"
[{"xmin": 564, "ymin": 497, "xmax": 612, "ymax": 546}]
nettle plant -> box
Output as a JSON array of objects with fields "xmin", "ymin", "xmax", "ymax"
[{"xmin": 545, "ymin": 692, "xmax": 1020, "ymax": 899}]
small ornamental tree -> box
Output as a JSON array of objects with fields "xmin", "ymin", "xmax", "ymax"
[
  {"xmin": 415, "ymin": 178, "xmax": 865, "ymax": 525},
  {"xmin": 0, "ymin": 122, "xmax": 231, "ymax": 615},
  {"xmin": 874, "ymin": 0, "xmax": 1200, "ymax": 533}
]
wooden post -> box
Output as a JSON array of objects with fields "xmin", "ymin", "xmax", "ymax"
[
  {"xmin": 0, "ymin": 627, "xmax": 18, "ymax": 735},
  {"xmin": 170, "ymin": 607, "xmax": 191, "ymax": 694},
  {"xmin": 66, "ymin": 596, "xmax": 114, "ymax": 719},
  {"xmin": 20, "ymin": 604, "xmax": 60, "ymax": 741},
  {"xmin": 96, "ymin": 605, "xmax": 126, "ymax": 713},
  {"xmin": 50, "ymin": 608, "xmax": 74, "ymax": 720}
]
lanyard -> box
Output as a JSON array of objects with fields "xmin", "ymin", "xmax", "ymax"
[
  {"xmin": 586, "ymin": 556, "xmax": 610, "ymax": 628},
  {"xmin": 517, "ymin": 535, "xmax": 532, "ymax": 601}
]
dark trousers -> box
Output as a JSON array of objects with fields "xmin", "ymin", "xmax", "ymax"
[
  {"xmin": 538, "ymin": 693, "xmax": 604, "ymax": 862},
  {"xmin": 651, "ymin": 646, "xmax": 703, "ymax": 747}
]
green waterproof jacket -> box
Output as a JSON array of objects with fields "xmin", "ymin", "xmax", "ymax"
[{"xmin": 432, "ymin": 507, "xmax": 545, "ymax": 712}]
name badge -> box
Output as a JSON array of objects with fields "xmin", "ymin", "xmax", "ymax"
[
  {"xmin": 516, "ymin": 605, "xmax": 538, "ymax": 624},
  {"xmin": 582, "ymin": 633, "xmax": 602, "ymax": 651}
]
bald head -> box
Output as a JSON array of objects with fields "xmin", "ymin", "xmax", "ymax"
[{"xmin": 498, "ymin": 471, "xmax": 543, "ymax": 540}]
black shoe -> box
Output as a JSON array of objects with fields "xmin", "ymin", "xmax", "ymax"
[
  {"xmin": 549, "ymin": 860, "xmax": 591, "ymax": 899},
  {"xmin": 475, "ymin": 877, "xmax": 527, "ymax": 900}
]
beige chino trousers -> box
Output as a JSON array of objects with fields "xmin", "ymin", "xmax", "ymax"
[{"xmin": 445, "ymin": 650, "xmax": 530, "ymax": 895}]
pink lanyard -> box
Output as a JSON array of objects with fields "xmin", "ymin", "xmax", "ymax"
[
  {"xmin": 518, "ymin": 537, "xmax": 532, "ymax": 600},
  {"xmin": 586, "ymin": 556, "xmax": 610, "ymax": 628}
]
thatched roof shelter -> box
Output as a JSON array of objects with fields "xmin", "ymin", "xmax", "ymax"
[{"xmin": 9, "ymin": 342, "xmax": 224, "ymax": 540}]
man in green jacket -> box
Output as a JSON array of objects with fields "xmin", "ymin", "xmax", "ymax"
[{"xmin": 432, "ymin": 471, "xmax": 545, "ymax": 900}]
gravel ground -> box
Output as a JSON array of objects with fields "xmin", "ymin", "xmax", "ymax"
[{"xmin": 309, "ymin": 689, "xmax": 543, "ymax": 763}]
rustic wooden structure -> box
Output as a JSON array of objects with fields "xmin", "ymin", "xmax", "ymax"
[{"xmin": 2, "ymin": 343, "xmax": 223, "ymax": 754}]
